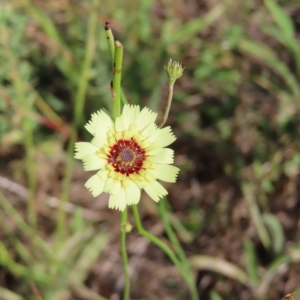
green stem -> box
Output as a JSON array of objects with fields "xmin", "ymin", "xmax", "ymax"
[
  {"xmin": 158, "ymin": 199, "xmax": 199, "ymax": 300},
  {"xmin": 132, "ymin": 205, "xmax": 179, "ymax": 265},
  {"xmin": 158, "ymin": 199, "xmax": 186, "ymax": 261},
  {"xmin": 121, "ymin": 210, "xmax": 130, "ymax": 300},
  {"xmin": 56, "ymin": 1, "xmax": 98, "ymax": 241},
  {"xmin": 132, "ymin": 205, "xmax": 199, "ymax": 300},
  {"xmin": 159, "ymin": 83, "xmax": 174, "ymax": 128},
  {"xmin": 109, "ymin": 32, "xmax": 130, "ymax": 299},
  {"xmin": 104, "ymin": 22, "xmax": 115, "ymax": 68},
  {"xmin": 112, "ymin": 41, "xmax": 123, "ymax": 119},
  {"xmin": 104, "ymin": 22, "xmax": 128, "ymax": 105}
]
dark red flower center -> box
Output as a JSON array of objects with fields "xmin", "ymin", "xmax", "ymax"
[{"xmin": 107, "ymin": 138, "xmax": 146, "ymax": 176}]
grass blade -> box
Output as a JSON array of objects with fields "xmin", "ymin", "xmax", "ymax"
[
  {"xmin": 263, "ymin": 0, "xmax": 294, "ymax": 40},
  {"xmin": 189, "ymin": 255, "xmax": 249, "ymax": 286},
  {"xmin": 243, "ymin": 238, "xmax": 260, "ymax": 286},
  {"xmin": 0, "ymin": 287, "xmax": 24, "ymax": 300},
  {"xmin": 238, "ymin": 38, "xmax": 300, "ymax": 104}
]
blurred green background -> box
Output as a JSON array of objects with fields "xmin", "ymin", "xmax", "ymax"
[{"xmin": 1, "ymin": 0, "xmax": 300, "ymax": 299}]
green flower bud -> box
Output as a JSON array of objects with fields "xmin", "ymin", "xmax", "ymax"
[
  {"xmin": 121, "ymin": 222, "xmax": 133, "ymax": 233},
  {"xmin": 164, "ymin": 59, "xmax": 184, "ymax": 85}
]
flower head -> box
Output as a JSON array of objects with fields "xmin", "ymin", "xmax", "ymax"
[
  {"xmin": 75, "ymin": 104, "xmax": 179, "ymax": 211},
  {"xmin": 164, "ymin": 59, "xmax": 184, "ymax": 85}
]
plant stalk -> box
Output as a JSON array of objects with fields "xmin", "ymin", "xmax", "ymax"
[{"xmin": 132, "ymin": 205, "xmax": 199, "ymax": 300}]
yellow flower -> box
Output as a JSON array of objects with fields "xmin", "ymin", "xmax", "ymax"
[{"xmin": 75, "ymin": 104, "xmax": 179, "ymax": 211}]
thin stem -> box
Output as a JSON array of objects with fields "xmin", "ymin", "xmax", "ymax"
[
  {"xmin": 56, "ymin": 1, "xmax": 98, "ymax": 241},
  {"xmin": 158, "ymin": 199, "xmax": 187, "ymax": 261},
  {"xmin": 158, "ymin": 199, "xmax": 199, "ymax": 300},
  {"xmin": 159, "ymin": 83, "xmax": 174, "ymax": 128},
  {"xmin": 132, "ymin": 205, "xmax": 180, "ymax": 266},
  {"xmin": 109, "ymin": 31, "xmax": 130, "ymax": 299},
  {"xmin": 104, "ymin": 22, "xmax": 115, "ymax": 68},
  {"xmin": 104, "ymin": 22, "xmax": 128, "ymax": 104},
  {"xmin": 112, "ymin": 41, "xmax": 123, "ymax": 119},
  {"xmin": 132, "ymin": 205, "xmax": 199, "ymax": 300},
  {"xmin": 121, "ymin": 210, "xmax": 130, "ymax": 300}
]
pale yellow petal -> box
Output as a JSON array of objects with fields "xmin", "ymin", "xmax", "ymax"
[
  {"xmin": 123, "ymin": 105, "xmax": 140, "ymax": 124},
  {"xmin": 108, "ymin": 188, "xmax": 126, "ymax": 211},
  {"xmin": 85, "ymin": 174, "xmax": 105, "ymax": 197},
  {"xmin": 147, "ymin": 148, "xmax": 174, "ymax": 164},
  {"xmin": 98, "ymin": 169, "xmax": 109, "ymax": 181},
  {"xmin": 91, "ymin": 135, "xmax": 107, "ymax": 148},
  {"xmin": 74, "ymin": 142, "xmax": 98, "ymax": 159},
  {"xmin": 82, "ymin": 154, "xmax": 106, "ymax": 171},
  {"xmin": 149, "ymin": 164, "xmax": 180, "ymax": 182},
  {"xmin": 125, "ymin": 183, "xmax": 141, "ymax": 205},
  {"xmin": 85, "ymin": 110, "xmax": 113, "ymax": 136},
  {"xmin": 115, "ymin": 113, "xmax": 129, "ymax": 132},
  {"xmin": 135, "ymin": 107, "xmax": 157, "ymax": 130},
  {"xmin": 103, "ymin": 177, "xmax": 116, "ymax": 194},
  {"xmin": 148, "ymin": 126, "xmax": 176, "ymax": 148},
  {"xmin": 144, "ymin": 180, "xmax": 168, "ymax": 202},
  {"xmin": 123, "ymin": 129, "xmax": 133, "ymax": 140},
  {"xmin": 141, "ymin": 122, "xmax": 157, "ymax": 138}
]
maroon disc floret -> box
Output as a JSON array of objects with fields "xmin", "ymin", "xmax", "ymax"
[{"xmin": 107, "ymin": 138, "xmax": 146, "ymax": 176}]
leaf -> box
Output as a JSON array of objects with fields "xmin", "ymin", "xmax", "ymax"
[
  {"xmin": 189, "ymin": 255, "xmax": 249, "ymax": 286},
  {"xmin": 70, "ymin": 207, "xmax": 85, "ymax": 234},
  {"xmin": 263, "ymin": 213, "xmax": 285, "ymax": 254},
  {"xmin": 162, "ymin": 4, "xmax": 224, "ymax": 44},
  {"xmin": 0, "ymin": 287, "xmax": 24, "ymax": 300},
  {"xmin": 261, "ymin": 1, "xmax": 300, "ymax": 80},
  {"xmin": 0, "ymin": 242, "xmax": 48, "ymax": 283},
  {"xmin": 242, "ymin": 184, "xmax": 271, "ymax": 249},
  {"xmin": 238, "ymin": 38, "xmax": 300, "ymax": 102},
  {"xmin": 243, "ymin": 238, "xmax": 260, "ymax": 286},
  {"xmin": 69, "ymin": 233, "xmax": 107, "ymax": 283},
  {"xmin": 210, "ymin": 290, "xmax": 223, "ymax": 300},
  {"xmin": 263, "ymin": 0, "xmax": 295, "ymax": 41},
  {"xmin": 57, "ymin": 227, "xmax": 95, "ymax": 262},
  {"xmin": 258, "ymin": 254, "xmax": 288, "ymax": 294}
]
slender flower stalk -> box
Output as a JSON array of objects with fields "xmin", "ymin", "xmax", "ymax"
[
  {"xmin": 110, "ymin": 38, "xmax": 130, "ymax": 300},
  {"xmin": 112, "ymin": 41, "xmax": 123, "ymax": 119},
  {"xmin": 132, "ymin": 205, "xmax": 180, "ymax": 266},
  {"xmin": 158, "ymin": 199, "xmax": 199, "ymax": 300},
  {"xmin": 157, "ymin": 59, "xmax": 198, "ymax": 298},
  {"xmin": 105, "ymin": 22, "xmax": 128, "ymax": 104},
  {"xmin": 104, "ymin": 22, "xmax": 115, "ymax": 67},
  {"xmin": 160, "ymin": 59, "xmax": 184, "ymax": 128},
  {"xmin": 132, "ymin": 205, "xmax": 199, "ymax": 300},
  {"xmin": 120, "ymin": 210, "xmax": 130, "ymax": 300}
]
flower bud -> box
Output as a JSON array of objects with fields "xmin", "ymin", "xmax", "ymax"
[
  {"xmin": 164, "ymin": 59, "xmax": 184, "ymax": 85},
  {"xmin": 121, "ymin": 222, "xmax": 133, "ymax": 233}
]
